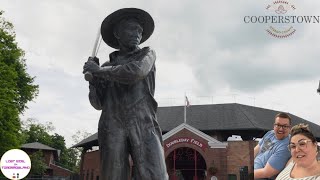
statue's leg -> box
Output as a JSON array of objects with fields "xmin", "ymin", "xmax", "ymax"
[
  {"xmin": 98, "ymin": 115, "xmax": 130, "ymax": 180},
  {"xmin": 127, "ymin": 97, "xmax": 168, "ymax": 180}
]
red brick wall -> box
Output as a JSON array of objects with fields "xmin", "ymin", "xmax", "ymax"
[
  {"xmin": 50, "ymin": 164, "xmax": 73, "ymax": 177},
  {"xmin": 80, "ymin": 131, "xmax": 256, "ymax": 180},
  {"xmin": 23, "ymin": 149, "xmax": 54, "ymax": 166},
  {"xmin": 164, "ymin": 129, "xmax": 228, "ymax": 180},
  {"xmin": 23, "ymin": 149, "xmax": 73, "ymax": 177},
  {"xmin": 226, "ymin": 141, "xmax": 256, "ymax": 179},
  {"xmin": 43, "ymin": 151, "xmax": 54, "ymax": 166},
  {"xmin": 82, "ymin": 150, "xmax": 100, "ymax": 180}
]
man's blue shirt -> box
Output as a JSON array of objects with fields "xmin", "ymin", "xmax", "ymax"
[{"xmin": 254, "ymin": 130, "xmax": 291, "ymax": 172}]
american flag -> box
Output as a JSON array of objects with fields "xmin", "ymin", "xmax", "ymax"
[{"xmin": 185, "ymin": 96, "xmax": 190, "ymax": 107}]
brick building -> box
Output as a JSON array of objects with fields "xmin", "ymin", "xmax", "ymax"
[
  {"xmin": 73, "ymin": 103, "xmax": 320, "ymax": 180},
  {"xmin": 21, "ymin": 142, "xmax": 73, "ymax": 177}
]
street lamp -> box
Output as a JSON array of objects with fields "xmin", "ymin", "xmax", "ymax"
[{"xmin": 317, "ymin": 80, "xmax": 320, "ymax": 94}]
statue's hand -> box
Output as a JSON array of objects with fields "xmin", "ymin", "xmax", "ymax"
[
  {"xmin": 83, "ymin": 58, "xmax": 101, "ymax": 74},
  {"xmin": 88, "ymin": 56, "xmax": 100, "ymax": 65}
]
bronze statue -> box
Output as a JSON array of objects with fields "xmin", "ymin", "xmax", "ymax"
[{"xmin": 83, "ymin": 8, "xmax": 168, "ymax": 180}]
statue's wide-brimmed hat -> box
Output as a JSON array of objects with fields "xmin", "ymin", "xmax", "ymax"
[{"xmin": 101, "ymin": 8, "xmax": 154, "ymax": 49}]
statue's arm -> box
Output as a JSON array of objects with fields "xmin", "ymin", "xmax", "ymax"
[
  {"xmin": 83, "ymin": 57, "xmax": 107, "ymax": 110},
  {"xmin": 88, "ymin": 80, "xmax": 103, "ymax": 110},
  {"xmin": 93, "ymin": 47, "xmax": 156, "ymax": 84}
]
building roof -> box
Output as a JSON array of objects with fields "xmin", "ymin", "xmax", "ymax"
[
  {"xmin": 72, "ymin": 103, "xmax": 320, "ymax": 148},
  {"xmin": 21, "ymin": 142, "xmax": 57, "ymax": 151},
  {"xmin": 71, "ymin": 133, "xmax": 98, "ymax": 148},
  {"xmin": 21, "ymin": 142, "xmax": 61, "ymax": 161},
  {"xmin": 158, "ymin": 103, "xmax": 318, "ymax": 132}
]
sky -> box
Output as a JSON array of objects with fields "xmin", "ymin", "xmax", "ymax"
[{"xmin": 2, "ymin": 0, "xmax": 320, "ymax": 147}]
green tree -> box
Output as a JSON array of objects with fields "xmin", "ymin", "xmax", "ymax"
[
  {"xmin": 28, "ymin": 150, "xmax": 47, "ymax": 177},
  {"xmin": 71, "ymin": 130, "xmax": 92, "ymax": 172},
  {"xmin": 21, "ymin": 119, "xmax": 79, "ymax": 172},
  {"xmin": 51, "ymin": 133, "xmax": 66, "ymax": 152},
  {"xmin": 50, "ymin": 133, "xmax": 77, "ymax": 170},
  {"xmin": 60, "ymin": 148, "xmax": 78, "ymax": 171},
  {"xmin": 22, "ymin": 118, "xmax": 54, "ymax": 146},
  {"xmin": 0, "ymin": 10, "xmax": 39, "ymax": 157}
]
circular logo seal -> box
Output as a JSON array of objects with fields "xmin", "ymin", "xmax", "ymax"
[
  {"xmin": 0, "ymin": 149, "xmax": 31, "ymax": 179},
  {"xmin": 266, "ymin": 1, "xmax": 296, "ymax": 38}
]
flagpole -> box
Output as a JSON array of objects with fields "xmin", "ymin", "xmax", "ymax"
[{"xmin": 184, "ymin": 93, "xmax": 187, "ymax": 124}]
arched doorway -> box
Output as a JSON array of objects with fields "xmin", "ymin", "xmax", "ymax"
[{"xmin": 166, "ymin": 147, "xmax": 207, "ymax": 180}]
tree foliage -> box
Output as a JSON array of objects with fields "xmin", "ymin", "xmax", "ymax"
[
  {"xmin": 71, "ymin": 130, "xmax": 92, "ymax": 172},
  {"xmin": 0, "ymin": 10, "xmax": 39, "ymax": 157},
  {"xmin": 22, "ymin": 118, "xmax": 55, "ymax": 147},
  {"xmin": 0, "ymin": 10, "xmax": 38, "ymax": 113},
  {"xmin": 21, "ymin": 119, "xmax": 80, "ymax": 172},
  {"xmin": 28, "ymin": 151, "xmax": 47, "ymax": 176}
]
